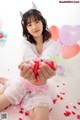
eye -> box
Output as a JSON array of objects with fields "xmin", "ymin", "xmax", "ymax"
[
  {"xmin": 35, "ymin": 19, "xmax": 39, "ymax": 23},
  {"xmin": 27, "ymin": 23, "xmax": 31, "ymax": 27}
]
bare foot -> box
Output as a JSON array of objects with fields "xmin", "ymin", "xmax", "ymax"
[
  {"xmin": 0, "ymin": 77, "xmax": 8, "ymax": 85},
  {"xmin": 0, "ymin": 85, "xmax": 5, "ymax": 94}
]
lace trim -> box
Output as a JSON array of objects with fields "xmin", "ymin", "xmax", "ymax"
[
  {"xmin": 4, "ymin": 82, "xmax": 26, "ymax": 105},
  {"xmin": 22, "ymin": 95, "xmax": 53, "ymax": 111}
]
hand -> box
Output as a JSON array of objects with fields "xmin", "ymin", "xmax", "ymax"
[
  {"xmin": 37, "ymin": 61, "xmax": 57, "ymax": 83},
  {"xmin": 18, "ymin": 60, "xmax": 57, "ymax": 86},
  {"xmin": 18, "ymin": 61, "xmax": 36, "ymax": 81}
]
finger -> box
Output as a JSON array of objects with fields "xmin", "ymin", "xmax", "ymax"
[
  {"xmin": 44, "ymin": 64, "xmax": 56, "ymax": 76},
  {"xmin": 39, "ymin": 63, "xmax": 51, "ymax": 78},
  {"xmin": 38, "ymin": 70, "xmax": 47, "ymax": 82},
  {"xmin": 18, "ymin": 64, "xmax": 24, "ymax": 70},
  {"xmin": 20, "ymin": 66, "xmax": 31, "ymax": 77},
  {"xmin": 54, "ymin": 62, "xmax": 58, "ymax": 70},
  {"xmin": 18, "ymin": 61, "xmax": 25, "ymax": 69},
  {"xmin": 41, "ymin": 64, "xmax": 56, "ymax": 76},
  {"xmin": 29, "ymin": 72, "xmax": 35, "ymax": 80},
  {"xmin": 24, "ymin": 69, "xmax": 33, "ymax": 79},
  {"xmin": 40, "ymin": 69, "xmax": 51, "ymax": 80},
  {"xmin": 18, "ymin": 60, "xmax": 32, "ymax": 69}
]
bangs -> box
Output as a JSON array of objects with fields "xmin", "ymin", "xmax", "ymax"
[{"xmin": 26, "ymin": 11, "xmax": 42, "ymax": 24}]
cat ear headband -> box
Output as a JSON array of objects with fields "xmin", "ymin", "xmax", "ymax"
[{"xmin": 20, "ymin": 1, "xmax": 37, "ymax": 18}]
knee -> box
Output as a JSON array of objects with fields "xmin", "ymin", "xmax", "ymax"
[
  {"xmin": 34, "ymin": 107, "xmax": 49, "ymax": 120},
  {"xmin": 35, "ymin": 114, "xmax": 49, "ymax": 120},
  {"xmin": 29, "ymin": 110, "xmax": 34, "ymax": 120}
]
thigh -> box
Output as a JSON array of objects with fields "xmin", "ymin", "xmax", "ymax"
[
  {"xmin": 34, "ymin": 106, "xmax": 49, "ymax": 120},
  {"xmin": 29, "ymin": 110, "xmax": 34, "ymax": 120},
  {"xmin": 29, "ymin": 106, "xmax": 49, "ymax": 120}
]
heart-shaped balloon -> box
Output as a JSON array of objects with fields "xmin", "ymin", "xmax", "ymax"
[
  {"xmin": 59, "ymin": 25, "xmax": 80, "ymax": 46},
  {"xmin": 62, "ymin": 44, "xmax": 80, "ymax": 59},
  {"xmin": 49, "ymin": 25, "xmax": 59, "ymax": 41}
]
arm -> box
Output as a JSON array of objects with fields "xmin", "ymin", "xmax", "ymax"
[
  {"xmin": 19, "ymin": 40, "xmax": 37, "ymax": 84},
  {"xmin": 22, "ymin": 40, "xmax": 37, "ymax": 60},
  {"xmin": 19, "ymin": 40, "xmax": 57, "ymax": 85},
  {"xmin": 19, "ymin": 59, "xmax": 57, "ymax": 86},
  {"xmin": 40, "ymin": 40, "xmax": 57, "ymax": 60},
  {"xmin": 37, "ymin": 40, "xmax": 58, "ymax": 81}
]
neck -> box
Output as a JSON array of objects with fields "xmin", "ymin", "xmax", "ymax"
[{"xmin": 34, "ymin": 35, "xmax": 43, "ymax": 45}]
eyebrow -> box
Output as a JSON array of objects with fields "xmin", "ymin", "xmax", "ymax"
[{"xmin": 27, "ymin": 18, "xmax": 39, "ymax": 25}]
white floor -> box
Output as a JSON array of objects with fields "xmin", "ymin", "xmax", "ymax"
[{"xmin": 0, "ymin": 43, "xmax": 80, "ymax": 120}]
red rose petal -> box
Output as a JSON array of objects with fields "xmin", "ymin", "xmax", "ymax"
[
  {"xmin": 63, "ymin": 83, "xmax": 65, "ymax": 85},
  {"xmin": 53, "ymin": 99, "xmax": 57, "ymax": 104},
  {"xmin": 77, "ymin": 102, "xmax": 80, "ymax": 105},
  {"xmin": 19, "ymin": 118, "xmax": 23, "ymax": 120},
  {"xmin": 19, "ymin": 111, "xmax": 23, "ymax": 114},
  {"xmin": 64, "ymin": 111, "xmax": 71, "ymax": 117},
  {"xmin": 77, "ymin": 115, "xmax": 80, "ymax": 119},
  {"xmin": 60, "ymin": 92, "xmax": 65, "ymax": 95},
  {"xmin": 25, "ymin": 112, "xmax": 29, "ymax": 116},
  {"xmin": 57, "ymin": 95, "xmax": 60, "ymax": 98},
  {"xmin": 57, "ymin": 85, "xmax": 59, "ymax": 87},
  {"xmin": 66, "ymin": 105, "xmax": 69, "ymax": 109},
  {"xmin": 72, "ymin": 111, "xmax": 76, "ymax": 115},
  {"xmin": 60, "ymin": 97, "xmax": 63, "ymax": 100},
  {"xmin": 73, "ymin": 106, "xmax": 77, "ymax": 109},
  {"xmin": 20, "ymin": 108, "xmax": 24, "ymax": 111}
]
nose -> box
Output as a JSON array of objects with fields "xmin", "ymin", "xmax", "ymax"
[{"xmin": 32, "ymin": 23, "xmax": 37, "ymax": 30}]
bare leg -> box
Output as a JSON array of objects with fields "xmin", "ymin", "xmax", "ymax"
[
  {"xmin": 29, "ymin": 110, "xmax": 34, "ymax": 120},
  {"xmin": 29, "ymin": 106, "xmax": 50, "ymax": 120},
  {"xmin": 0, "ymin": 78, "xmax": 8, "ymax": 94}
]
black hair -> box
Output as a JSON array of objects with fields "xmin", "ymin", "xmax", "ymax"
[{"xmin": 21, "ymin": 9, "xmax": 51, "ymax": 44}]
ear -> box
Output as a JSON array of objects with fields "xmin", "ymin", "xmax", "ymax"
[
  {"xmin": 19, "ymin": 11, "xmax": 23, "ymax": 18},
  {"xmin": 32, "ymin": 1, "xmax": 37, "ymax": 9}
]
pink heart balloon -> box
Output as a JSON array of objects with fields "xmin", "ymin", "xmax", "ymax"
[
  {"xmin": 49, "ymin": 25, "xmax": 59, "ymax": 41},
  {"xmin": 62, "ymin": 44, "xmax": 80, "ymax": 59},
  {"xmin": 59, "ymin": 25, "xmax": 80, "ymax": 46}
]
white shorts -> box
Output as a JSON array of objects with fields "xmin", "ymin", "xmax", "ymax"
[{"xmin": 4, "ymin": 77, "xmax": 53, "ymax": 112}]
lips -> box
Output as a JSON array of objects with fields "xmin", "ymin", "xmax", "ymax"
[{"xmin": 33, "ymin": 30, "xmax": 40, "ymax": 33}]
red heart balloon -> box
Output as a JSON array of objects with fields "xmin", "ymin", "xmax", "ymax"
[
  {"xmin": 62, "ymin": 44, "xmax": 80, "ymax": 59},
  {"xmin": 49, "ymin": 25, "xmax": 59, "ymax": 41}
]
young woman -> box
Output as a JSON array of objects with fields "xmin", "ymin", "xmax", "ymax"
[{"xmin": 0, "ymin": 9, "xmax": 57, "ymax": 120}]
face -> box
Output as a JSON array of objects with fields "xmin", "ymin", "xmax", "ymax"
[{"xmin": 26, "ymin": 16, "xmax": 43, "ymax": 39}]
